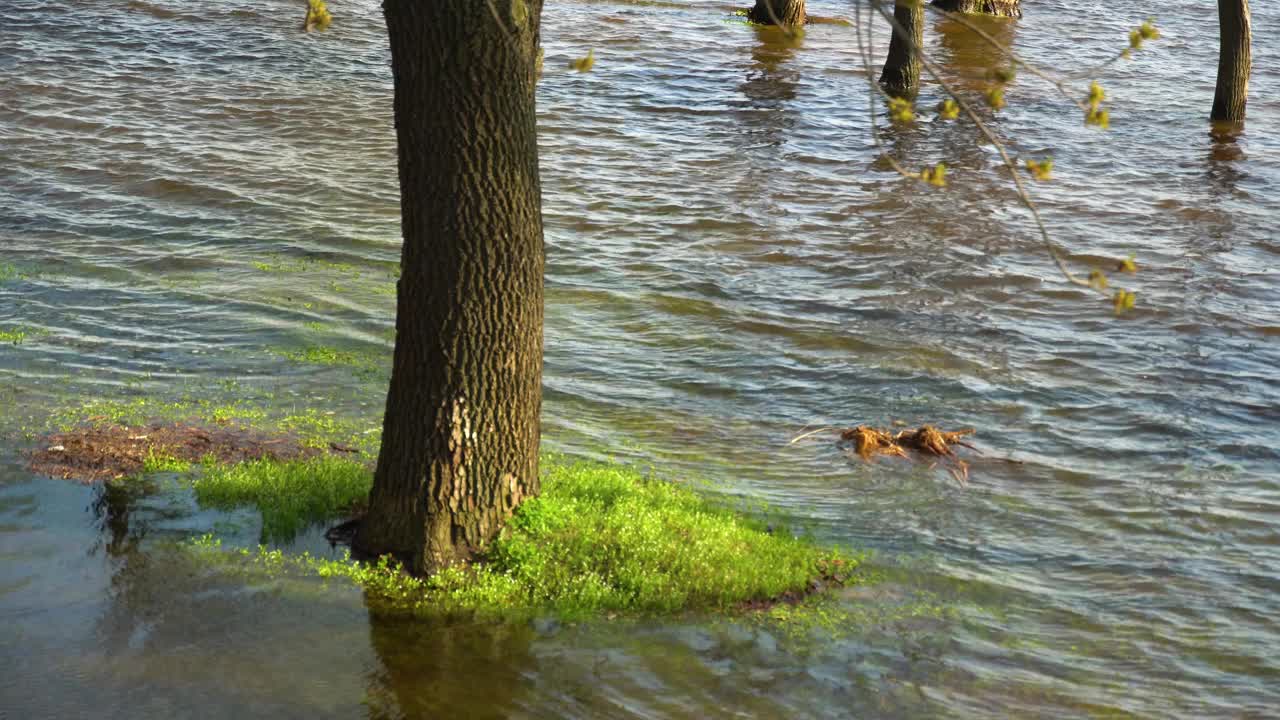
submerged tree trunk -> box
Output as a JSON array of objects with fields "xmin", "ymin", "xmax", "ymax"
[
  {"xmin": 932, "ymin": 0, "xmax": 1021, "ymax": 18},
  {"xmin": 353, "ymin": 0, "xmax": 545, "ymax": 575},
  {"xmin": 1212, "ymin": 0, "xmax": 1251, "ymax": 125},
  {"xmin": 748, "ymin": 0, "xmax": 805, "ymax": 26},
  {"xmin": 880, "ymin": 0, "xmax": 925, "ymax": 97}
]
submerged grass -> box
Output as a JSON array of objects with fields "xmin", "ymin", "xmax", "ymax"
[
  {"xmin": 142, "ymin": 449, "xmax": 193, "ymax": 474},
  {"xmin": 41, "ymin": 396, "xmax": 859, "ymax": 619},
  {"xmin": 187, "ymin": 459, "xmax": 858, "ymax": 620},
  {"xmin": 45, "ymin": 397, "xmax": 381, "ymax": 456},
  {"xmin": 49, "ymin": 396, "xmax": 267, "ymax": 430},
  {"xmin": 0, "ymin": 328, "xmax": 28, "ymax": 345},
  {"xmin": 273, "ymin": 345, "xmax": 387, "ymax": 383},
  {"xmin": 277, "ymin": 345, "xmax": 368, "ymax": 367}
]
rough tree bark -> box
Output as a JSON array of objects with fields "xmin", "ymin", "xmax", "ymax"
[
  {"xmin": 748, "ymin": 0, "xmax": 805, "ymax": 26},
  {"xmin": 880, "ymin": 0, "xmax": 925, "ymax": 97},
  {"xmin": 932, "ymin": 0, "xmax": 1021, "ymax": 18},
  {"xmin": 1211, "ymin": 0, "xmax": 1251, "ymax": 125},
  {"xmin": 353, "ymin": 0, "xmax": 545, "ymax": 575}
]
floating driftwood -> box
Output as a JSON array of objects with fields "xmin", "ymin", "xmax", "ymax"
[{"xmin": 792, "ymin": 424, "xmax": 977, "ymax": 485}]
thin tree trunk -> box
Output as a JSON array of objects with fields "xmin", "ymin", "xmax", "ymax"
[
  {"xmin": 748, "ymin": 0, "xmax": 805, "ymax": 26},
  {"xmin": 1212, "ymin": 0, "xmax": 1251, "ymax": 125},
  {"xmin": 354, "ymin": 0, "xmax": 545, "ymax": 575},
  {"xmin": 932, "ymin": 0, "xmax": 1021, "ymax": 18},
  {"xmin": 880, "ymin": 1, "xmax": 925, "ymax": 97}
]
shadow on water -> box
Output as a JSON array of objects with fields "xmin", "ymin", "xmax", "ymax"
[{"xmin": 363, "ymin": 611, "xmax": 536, "ymax": 720}]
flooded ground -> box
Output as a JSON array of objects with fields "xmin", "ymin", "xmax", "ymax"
[{"xmin": 2, "ymin": 0, "xmax": 1279, "ymax": 716}]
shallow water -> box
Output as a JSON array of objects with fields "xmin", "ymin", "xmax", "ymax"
[{"xmin": 2, "ymin": 0, "xmax": 1279, "ymax": 717}]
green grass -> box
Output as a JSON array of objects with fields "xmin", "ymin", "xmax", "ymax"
[
  {"xmin": 142, "ymin": 449, "xmax": 193, "ymax": 474},
  {"xmin": 187, "ymin": 459, "xmax": 858, "ymax": 620},
  {"xmin": 486, "ymin": 462, "xmax": 847, "ymax": 614},
  {"xmin": 193, "ymin": 456, "xmax": 372, "ymax": 541}
]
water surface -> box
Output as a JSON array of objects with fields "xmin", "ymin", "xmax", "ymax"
[{"xmin": 2, "ymin": 0, "xmax": 1279, "ymax": 717}]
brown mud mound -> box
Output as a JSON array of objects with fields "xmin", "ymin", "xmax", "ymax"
[{"xmin": 27, "ymin": 422, "xmax": 350, "ymax": 482}]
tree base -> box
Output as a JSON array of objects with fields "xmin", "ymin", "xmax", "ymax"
[
  {"xmin": 879, "ymin": 70, "xmax": 919, "ymax": 99},
  {"xmin": 932, "ymin": 0, "xmax": 1022, "ymax": 18},
  {"xmin": 746, "ymin": 0, "xmax": 806, "ymax": 26}
]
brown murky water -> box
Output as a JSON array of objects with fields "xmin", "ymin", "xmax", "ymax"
[{"xmin": 2, "ymin": 0, "xmax": 1279, "ymax": 717}]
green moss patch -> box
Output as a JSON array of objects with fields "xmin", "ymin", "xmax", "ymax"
[{"xmin": 187, "ymin": 460, "xmax": 858, "ymax": 620}]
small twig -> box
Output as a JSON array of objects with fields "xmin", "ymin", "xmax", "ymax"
[{"xmin": 789, "ymin": 426, "xmax": 838, "ymax": 444}]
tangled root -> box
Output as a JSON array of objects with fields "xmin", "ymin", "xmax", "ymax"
[
  {"xmin": 828, "ymin": 424, "xmax": 976, "ymax": 485},
  {"xmin": 894, "ymin": 425, "xmax": 975, "ymax": 456},
  {"xmin": 840, "ymin": 426, "xmax": 907, "ymax": 460}
]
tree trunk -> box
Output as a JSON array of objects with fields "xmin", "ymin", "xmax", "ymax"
[
  {"xmin": 1211, "ymin": 0, "xmax": 1251, "ymax": 125},
  {"xmin": 932, "ymin": 0, "xmax": 1021, "ymax": 18},
  {"xmin": 353, "ymin": 0, "xmax": 545, "ymax": 575},
  {"xmin": 880, "ymin": 1, "xmax": 925, "ymax": 97},
  {"xmin": 748, "ymin": 0, "xmax": 805, "ymax": 26}
]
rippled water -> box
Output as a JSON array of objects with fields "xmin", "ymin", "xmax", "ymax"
[{"xmin": 3, "ymin": 0, "xmax": 1279, "ymax": 717}]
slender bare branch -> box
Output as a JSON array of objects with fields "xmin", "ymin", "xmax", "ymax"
[{"xmin": 859, "ymin": 0, "xmax": 1108, "ymax": 294}]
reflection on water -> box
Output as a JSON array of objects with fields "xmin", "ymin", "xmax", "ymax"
[
  {"xmin": 743, "ymin": 25, "xmax": 801, "ymax": 107},
  {"xmin": 365, "ymin": 614, "xmax": 535, "ymax": 720},
  {"xmin": 932, "ymin": 13, "xmax": 1018, "ymax": 91},
  {"xmin": 91, "ymin": 479, "xmax": 154, "ymax": 557},
  {"xmin": 3, "ymin": 0, "xmax": 1280, "ymax": 717},
  {"xmin": 1205, "ymin": 135, "xmax": 1247, "ymax": 200}
]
